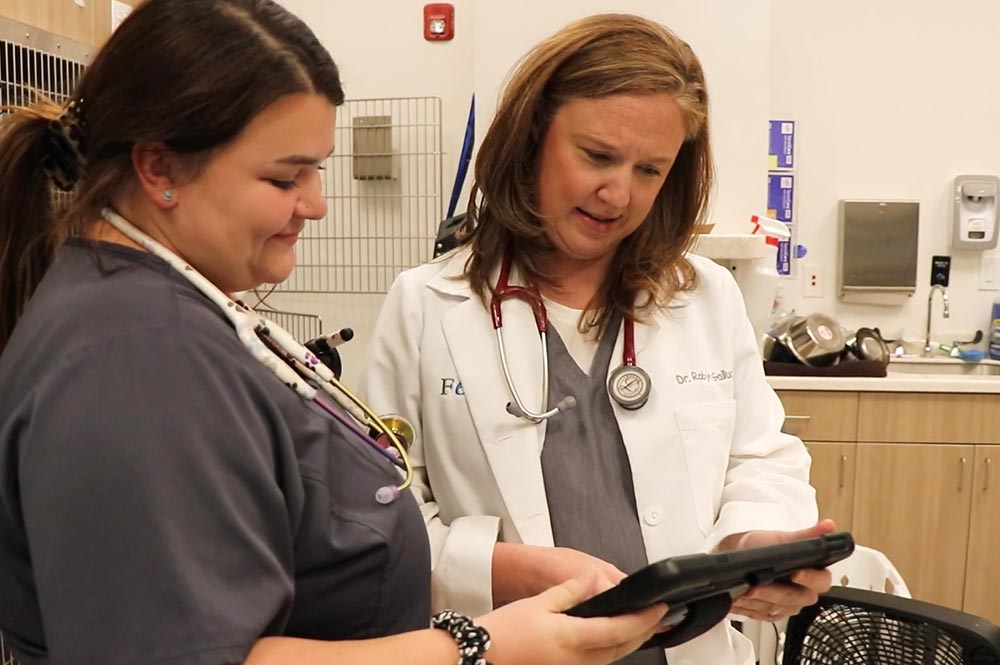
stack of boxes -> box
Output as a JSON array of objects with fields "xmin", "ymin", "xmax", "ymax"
[{"xmin": 767, "ymin": 120, "xmax": 796, "ymax": 276}]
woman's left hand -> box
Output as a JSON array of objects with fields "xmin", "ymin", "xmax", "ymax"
[{"xmin": 726, "ymin": 519, "xmax": 837, "ymax": 622}]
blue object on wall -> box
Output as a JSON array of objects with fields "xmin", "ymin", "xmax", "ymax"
[{"xmin": 447, "ymin": 95, "xmax": 475, "ymax": 219}]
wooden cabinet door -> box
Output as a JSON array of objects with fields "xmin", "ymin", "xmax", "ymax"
[
  {"xmin": 852, "ymin": 443, "xmax": 974, "ymax": 610},
  {"xmin": 804, "ymin": 442, "xmax": 855, "ymax": 532},
  {"xmin": 777, "ymin": 391, "xmax": 859, "ymax": 442},
  {"xmin": 964, "ymin": 446, "xmax": 1000, "ymax": 624},
  {"xmin": 859, "ymin": 393, "xmax": 1000, "ymax": 444},
  {"xmin": 5, "ymin": 0, "xmax": 97, "ymax": 46}
]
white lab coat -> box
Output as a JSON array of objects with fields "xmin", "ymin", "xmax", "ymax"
[{"xmin": 362, "ymin": 246, "xmax": 817, "ymax": 665}]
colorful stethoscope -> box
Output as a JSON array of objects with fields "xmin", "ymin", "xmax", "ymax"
[
  {"xmin": 101, "ymin": 208, "xmax": 414, "ymax": 505},
  {"xmin": 491, "ymin": 248, "xmax": 652, "ymax": 423}
]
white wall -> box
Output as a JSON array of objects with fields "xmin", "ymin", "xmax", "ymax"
[
  {"xmin": 473, "ymin": 0, "xmax": 770, "ymax": 233},
  {"xmin": 771, "ymin": 0, "xmax": 1000, "ymax": 347},
  {"xmin": 273, "ymin": 0, "xmax": 475, "ymax": 384}
]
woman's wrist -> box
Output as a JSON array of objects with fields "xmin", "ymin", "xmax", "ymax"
[
  {"xmin": 431, "ymin": 610, "xmax": 492, "ymax": 665},
  {"xmin": 714, "ymin": 531, "xmax": 750, "ymax": 552},
  {"xmin": 492, "ymin": 542, "xmax": 549, "ymax": 605}
]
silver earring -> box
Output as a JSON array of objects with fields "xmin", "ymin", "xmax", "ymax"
[{"xmin": 162, "ymin": 190, "xmax": 173, "ymax": 202}]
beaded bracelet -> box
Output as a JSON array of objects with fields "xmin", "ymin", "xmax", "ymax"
[{"xmin": 431, "ymin": 609, "xmax": 492, "ymax": 665}]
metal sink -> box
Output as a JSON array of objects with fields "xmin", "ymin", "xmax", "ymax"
[{"xmin": 887, "ymin": 357, "xmax": 1000, "ymax": 376}]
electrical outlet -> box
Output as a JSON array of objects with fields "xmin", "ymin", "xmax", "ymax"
[{"xmin": 802, "ymin": 262, "xmax": 823, "ymax": 298}]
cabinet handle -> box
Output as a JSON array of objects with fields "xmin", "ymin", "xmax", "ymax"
[
  {"xmin": 782, "ymin": 416, "xmax": 812, "ymax": 429},
  {"xmin": 781, "ymin": 414, "xmax": 810, "ymax": 435},
  {"xmin": 986, "ymin": 458, "xmax": 992, "ymax": 492},
  {"xmin": 839, "ymin": 455, "xmax": 847, "ymax": 489},
  {"xmin": 959, "ymin": 457, "xmax": 967, "ymax": 491}
]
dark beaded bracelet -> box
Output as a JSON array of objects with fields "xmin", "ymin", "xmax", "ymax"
[{"xmin": 431, "ymin": 609, "xmax": 492, "ymax": 665}]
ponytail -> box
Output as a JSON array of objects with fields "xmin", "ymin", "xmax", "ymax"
[
  {"xmin": 2, "ymin": 0, "xmax": 348, "ymax": 352},
  {"xmin": 0, "ymin": 99, "xmax": 68, "ymax": 351}
]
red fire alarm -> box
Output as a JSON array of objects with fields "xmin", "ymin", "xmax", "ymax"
[{"xmin": 424, "ymin": 3, "xmax": 454, "ymax": 41}]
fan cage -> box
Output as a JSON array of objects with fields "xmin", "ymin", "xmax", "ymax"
[{"xmin": 785, "ymin": 602, "xmax": 964, "ymax": 665}]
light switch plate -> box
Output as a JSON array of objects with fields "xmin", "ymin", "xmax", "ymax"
[{"xmin": 979, "ymin": 254, "xmax": 1000, "ymax": 291}]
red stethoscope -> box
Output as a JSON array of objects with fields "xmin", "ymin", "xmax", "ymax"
[{"xmin": 490, "ymin": 248, "xmax": 651, "ymax": 423}]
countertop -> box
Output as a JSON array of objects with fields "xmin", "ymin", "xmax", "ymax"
[
  {"xmin": 766, "ymin": 374, "xmax": 1000, "ymax": 394},
  {"xmin": 689, "ymin": 233, "xmax": 766, "ymax": 259},
  {"xmin": 765, "ymin": 356, "xmax": 1000, "ymax": 393}
]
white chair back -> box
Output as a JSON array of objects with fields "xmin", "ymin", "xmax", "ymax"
[{"xmin": 743, "ymin": 544, "xmax": 909, "ymax": 665}]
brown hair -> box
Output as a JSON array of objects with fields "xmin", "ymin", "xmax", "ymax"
[
  {"xmin": 465, "ymin": 12, "xmax": 713, "ymax": 333},
  {"xmin": 0, "ymin": 0, "xmax": 344, "ymax": 350}
]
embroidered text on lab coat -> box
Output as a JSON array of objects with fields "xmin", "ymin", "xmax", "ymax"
[{"xmin": 675, "ymin": 369, "xmax": 734, "ymax": 385}]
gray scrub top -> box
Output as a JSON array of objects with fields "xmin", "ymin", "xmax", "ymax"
[
  {"xmin": 541, "ymin": 315, "xmax": 668, "ymax": 665},
  {"xmin": 0, "ymin": 240, "xmax": 431, "ymax": 665}
]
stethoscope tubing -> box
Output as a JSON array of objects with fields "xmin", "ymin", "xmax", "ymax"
[
  {"xmin": 254, "ymin": 332, "xmax": 403, "ymax": 468},
  {"xmin": 101, "ymin": 207, "xmax": 412, "ymax": 501},
  {"xmin": 490, "ymin": 247, "xmax": 646, "ymax": 420},
  {"xmin": 312, "ymin": 395, "xmax": 402, "ymax": 466},
  {"xmin": 495, "ymin": 327, "xmax": 561, "ymax": 422},
  {"xmin": 492, "ymin": 249, "xmax": 565, "ymax": 422},
  {"xmin": 622, "ymin": 312, "xmax": 637, "ymax": 367}
]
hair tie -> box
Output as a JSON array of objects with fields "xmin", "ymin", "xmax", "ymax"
[
  {"xmin": 431, "ymin": 610, "xmax": 492, "ymax": 665},
  {"xmin": 41, "ymin": 98, "xmax": 87, "ymax": 192}
]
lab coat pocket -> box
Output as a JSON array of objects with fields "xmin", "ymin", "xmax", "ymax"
[{"xmin": 674, "ymin": 400, "xmax": 736, "ymax": 536}]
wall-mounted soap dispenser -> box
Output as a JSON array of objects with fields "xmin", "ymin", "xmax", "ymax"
[{"xmin": 953, "ymin": 175, "xmax": 999, "ymax": 250}]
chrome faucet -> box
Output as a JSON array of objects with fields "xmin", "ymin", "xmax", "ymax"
[{"xmin": 923, "ymin": 285, "xmax": 950, "ymax": 357}]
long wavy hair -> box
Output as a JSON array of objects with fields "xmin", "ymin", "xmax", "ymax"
[
  {"xmin": 0, "ymin": 0, "xmax": 344, "ymax": 350},
  {"xmin": 464, "ymin": 13, "xmax": 713, "ymax": 333}
]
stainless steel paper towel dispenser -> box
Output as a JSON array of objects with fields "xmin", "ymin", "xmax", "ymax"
[{"xmin": 838, "ymin": 200, "xmax": 918, "ymax": 305}]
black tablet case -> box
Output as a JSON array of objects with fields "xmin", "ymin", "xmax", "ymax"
[{"xmin": 566, "ymin": 531, "xmax": 855, "ymax": 649}]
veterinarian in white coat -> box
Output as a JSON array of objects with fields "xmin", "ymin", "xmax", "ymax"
[{"xmin": 364, "ymin": 14, "xmax": 829, "ymax": 665}]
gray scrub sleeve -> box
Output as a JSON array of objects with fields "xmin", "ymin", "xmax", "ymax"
[{"xmin": 18, "ymin": 328, "xmax": 302, "ymax": 665}]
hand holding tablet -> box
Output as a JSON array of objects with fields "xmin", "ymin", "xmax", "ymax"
[{"xmin": 566, "ymin": 532, "xmax": 855, "ymax": 649}]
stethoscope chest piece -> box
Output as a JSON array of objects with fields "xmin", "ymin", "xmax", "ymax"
[
  {"xmin": 492, "ymin": 247, "xmax": 653, "ymax": 418},
  {"xmin": 608, "ymin": 364, "xmax": 651, "ymax": 410}
]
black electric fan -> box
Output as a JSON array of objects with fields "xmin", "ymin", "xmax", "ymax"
[{"xmin": 783, "ymin": 586, "xmax": 1000, "ymax": 665}]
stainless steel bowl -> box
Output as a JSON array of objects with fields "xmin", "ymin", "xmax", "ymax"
[
  {"xmin": 783, "ymin": 313, "xmax": 845, "ymax": 366},
  {"xmin": 764, "ymin": 313, "xmax": 845, "ymax": 367},
  {"xmin": 847, "ymin": 327, "xmax": 889, "ymax": 364},
  {"xmin": 763, "ymin": 315, "xmax": 801, "ymax": 363}
]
